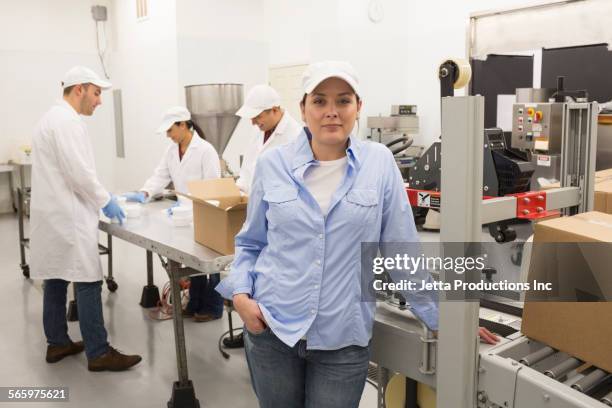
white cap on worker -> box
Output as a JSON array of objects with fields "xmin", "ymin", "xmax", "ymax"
[
  {"xmin": 236, "ymin": 84, "xmax": 282, "ymax": 119},
  {"xmin": 301, "ymin": 61, "xmax": 360, "ymax": 96},
  {"xmin": 156, "ymin": 106, "xmax": 191, "ymax": 134},
  {"xmin": 61, "ymin": 66, "xmax": 112, "ymax": 90}
]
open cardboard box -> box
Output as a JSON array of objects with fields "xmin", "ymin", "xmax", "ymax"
[
  {"xmin": 522, "ymin": 211, "xmax": 612, "ymax": 372},
  {"xmin": 177, "ymin": 178, "xmax": 247, "ymax": 255}
]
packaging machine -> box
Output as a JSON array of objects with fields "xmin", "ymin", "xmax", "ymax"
[{"xmin": 369, "ymin": 58, "xmax": 610, "ymax": 408}]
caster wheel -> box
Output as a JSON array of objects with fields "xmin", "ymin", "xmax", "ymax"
[
  {"xmin": 493, "ymin": 228, "xmax": 517, "ymax": 243},
  {"xmin": 503, "ymin": 229, "xmax": 517, "ymax": 242},
  {"xmin": 494, "ymin": 232, "xmax": 506, "ymax": 243},
  {"xmin": 106, "ymin": 280, "xmax": 118, "ymax": 292},
  {"xmin": 21, "ymin": 265, "xmax": 30, "ymax": 278}
]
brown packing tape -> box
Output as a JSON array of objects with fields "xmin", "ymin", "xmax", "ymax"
[{"xmin": 384, "ymin": 374, "xmax": 436, "ymax": 408}]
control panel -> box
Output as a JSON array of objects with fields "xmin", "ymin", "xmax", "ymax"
[{"xmin": 511, "ymin": 103, "xmax": 563, "ymax": 153}]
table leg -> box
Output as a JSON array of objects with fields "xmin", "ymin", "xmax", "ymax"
[
  {"xmin": 107, "ymin": 234, "xmax": 113, "ymax": 279},
  {"xmin": 102, "ymin": 234, "xmax": 118, "ymax": 292},
  {"xmin": 140, "ymin": 250, "xmax": 160, "ymax": 308},
  {"xmin": 67, "ymin": 284, "xmax": 79, "ymax": 321},
  {"xmin": 8, "ymin": 169, "xmax": 16, "ymax": 212},
  {"xmin": 166, "ymin": 259, "xmax": 199, "ymax": 408},
  {"xmin": 17, "ymin": 188, "xmax": 29, "ymax": 278},
  {"xmin": 377, "ymin": 366, "xmax": 390, "ymax": 408},
  {"xmin": 19, "ymin": 165, "xmax": 27, "ymax": 217}
]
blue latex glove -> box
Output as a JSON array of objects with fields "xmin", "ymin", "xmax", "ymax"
[
  {"xmin": 123, "ymin": 191, "xmax": 147, "ymax": 203},
  {"xmin": 103, "ymin": 196, "xmax": 126, "ymax": 225},
  {"xmin": 166, "ymin": 201, "xmax": 180, "ymax": 216}
]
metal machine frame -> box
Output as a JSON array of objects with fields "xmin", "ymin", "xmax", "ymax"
[
  {"xmin": 372, "ymin": 95, "xmax": 605, "ymax": 407},
  {"xmin": 436, "ymin": 96, "xmax": 602, "ymax": 407}
]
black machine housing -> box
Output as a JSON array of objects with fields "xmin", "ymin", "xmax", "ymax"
[{"xmin": 409, "ymin": 128, "xmax": 534, "ymax": 197}]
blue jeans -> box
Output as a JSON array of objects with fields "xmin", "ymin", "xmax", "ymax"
[
  {"xmin": 186, "ymin": 273, "xmax": 223, "ymax": 317},
  {"xmin": 43, "ymin": 279, "xmax": 109, "ymax": 359},
  {"xmin": 244, "ymin": 328, "xmax": 370, "ymax": 408}
]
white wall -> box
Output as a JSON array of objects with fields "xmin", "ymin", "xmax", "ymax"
[
  {"xmin": 108, "ymin": 0, "xmax": 180, "ymax": 192},
  {"xmin": 176, "ymin": 0, "xmax": 268, "ymax": 174},
  {"xmin": 109, "ymin": 0, "xmax": 269, "ymax": 186},
  {"xmin": 1, "ymin": 0, "xmax": 574, "ymax": 213},
  {"xmin": 263, "ymin": 0, "xmax": 532, "ymax": 147},
  {"xmin": 0, "ymin": 0, "xmax": 114, "ymax": 213}
]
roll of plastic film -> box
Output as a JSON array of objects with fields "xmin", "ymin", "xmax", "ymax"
[
  {"xmin": 440, "ymin": 58, "xmax": 472, "ymax": 90},
  {"xmin": 384, "ymin": 374, "xmax": 436, "ymax": 408},
  {"xmin": 451, "ymin": 58, "xmax": 472, "ymax": 89}
]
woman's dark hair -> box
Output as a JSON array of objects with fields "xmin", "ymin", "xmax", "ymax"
[{"xmin": 175, "ymin": 120, "xmax": 206, "ymax": 140}]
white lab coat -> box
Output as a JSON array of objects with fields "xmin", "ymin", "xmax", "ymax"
[
  {"xmin": 236, "ymin": 112, "xmax": 302, "ymax": 194},
  {"xmin": 236, "ymin": 111, "xmax": 303, "ymax": 194},
  {"xmin": 141, "ymin": 132, "xmax": 220, "ymax": 200},
  {"xmin": 30, "ymin": 100, "xmax": 110, "ymax": 282}
]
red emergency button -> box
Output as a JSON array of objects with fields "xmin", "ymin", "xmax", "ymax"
[
  {"xmin": 535, "ymin": 111, "xmax": 543, "ymax": 122},
  {"xmin": 527, "ymin": 108, "xmax": 535, "ymax": 117}
]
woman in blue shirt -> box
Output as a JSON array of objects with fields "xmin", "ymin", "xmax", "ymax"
[{"xmin": 217, "ymin": 61, "xmax": 497, "ymax": 408}]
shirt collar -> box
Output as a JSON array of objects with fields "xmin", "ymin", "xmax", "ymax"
[
  {"xmin": 171, "ymin": 130, "xmax": 202, "ymax": 153},
  {"xmin": 291, "ymin": 127, "xmax": 362, "ymax": 171},
  {"xmin": 272, "ymin": 112, "xmax": 287, "ymax": 135},
  {"xmin": 262, "ymin": 111, "xmax": 291, "ymax": 145},
  {"xmin": 58, "ymin": 99, "xmax": 81, "ymax": 119},
  {"xmin": 189, "ymin": 131, "xmax": 204, "ymax": 149}
]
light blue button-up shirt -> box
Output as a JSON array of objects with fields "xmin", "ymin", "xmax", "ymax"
[{"xmin": 217, "ymin": 129, "xmax": 438, "ymax": 349}]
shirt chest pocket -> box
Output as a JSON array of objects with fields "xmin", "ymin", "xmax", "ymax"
[
  {"xmin": 338, "ymin": 189, "xmax": 379, "ymax": 225},
  {"xmin": 263, "ymin": 188, "xmax": 299, "ymax": 226}
]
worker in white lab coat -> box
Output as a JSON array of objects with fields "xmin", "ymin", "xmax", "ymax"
[
  {"xmin": 235, "ymin": 84, "xmax": 303, "ymax": 194},
  {"xmin": 123, "ymin": 106, "xmax": 223, "ymax": 322},
  {"xmin": 30, "ymin": 66, "xmax": 142, "ymax": 371}
]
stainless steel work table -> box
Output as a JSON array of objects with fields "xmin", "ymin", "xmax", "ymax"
[{"xmin": 99, "ymin": 200, "xmax": 232, "ymax": 408}]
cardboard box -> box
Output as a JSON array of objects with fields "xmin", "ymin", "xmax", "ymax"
[
  {"xmin": 522, "ymin": 211, "xmax": 612, "ymax": 372},
  {"xmin": 595, "ymin": 168, "xmax": 612, "ymax": 183},
  {"xmin": 538, "ymin": 168, "xmax": 612, "ymax": 214},
  {"xmin": 594, "ymin": 180, "xmax": 612, "ymax": 215},
  {"xmin": 181, "ymin": 178, "xmax": 247, "ymax": 255}
]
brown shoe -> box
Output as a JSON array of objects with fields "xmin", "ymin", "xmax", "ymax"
[
  {"xmin": 46, "ymin": 341, "xmax": 84, "ymax": 363},
  {"xmin": 88, "ymin": 346, "xmax": 142, "ymax": 372},
  {"xmin": 182, "ymin": 308, "xmax": 194, "ymax": 318},
  {"xmin": 193, "ymin": 312, "xmax": 221, "ymax": 323}
]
